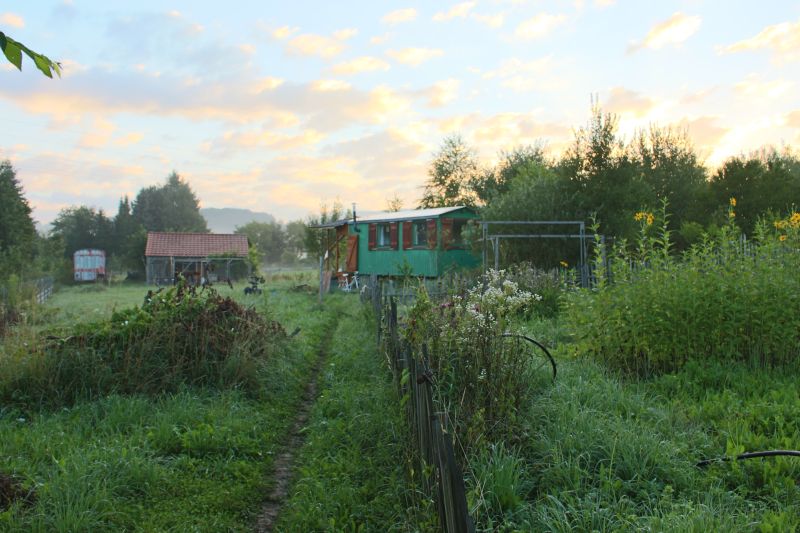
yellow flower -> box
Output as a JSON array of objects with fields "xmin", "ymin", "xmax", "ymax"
[
  {"xmin": 779, "ymin": 234, "xmax": 787, "ymax": 242},
  {"xmin": 559, "ymin": 260, "xmax": 568, "ymax": 268},
  {"xmin": 634, "ymin": 211, "xmax": 654, "ymax": 225},
  {"xmin": 775, "ymin": 220, "xmax": 786, "ymax": 229},
  {"xmin": 790, "ymin": 212, "xmax": 800, "ymax": 228},
  {"xmin": 729, "ymin": 197, "xmax": 737, "ymax": 207},
  {"xmin": 729, "ymin": 211, "xmax": 736, "ymax": 219}
]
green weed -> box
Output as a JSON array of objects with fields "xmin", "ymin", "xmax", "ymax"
[
  {"xmin": 568, "ymin": 206, "xmax": 800, "ymax": 375},
  {"xmin": 0, "ymin": 282, "xmax": 286, "ymax": 409}
]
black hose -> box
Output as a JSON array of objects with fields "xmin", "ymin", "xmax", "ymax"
[
  {"xmin": 696, "ymin": 450, "xmax": 800, "ymax": 468},
  {"xmin": 500, "ymin": 333, "xmax": 557, "ymax": 381}
]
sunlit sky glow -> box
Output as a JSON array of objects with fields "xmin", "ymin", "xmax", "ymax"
[{"xmin": 1, "ymin": 1, "xmax": 799, "ymax": 226}]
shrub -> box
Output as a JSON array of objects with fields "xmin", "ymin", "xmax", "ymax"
[
  {"xmin": 567, "ymin": 207, "xmax": 800, "ymax": 376},
  {"xmin": 0, "ymin": 282, "xmax": 286, "ymax": 408}
]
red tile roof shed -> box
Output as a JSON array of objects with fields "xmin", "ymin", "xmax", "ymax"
[{"xmin": 145, "ymin": 232, "xmax": 249, "ymax": 257}]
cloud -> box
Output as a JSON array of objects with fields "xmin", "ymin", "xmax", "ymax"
[
  {"xmin": 114, "ymin": 132, "xmax": 144, "ymax": 147},
  {"xmin": 0, "ymin": 66, "xmax": 413, "ymax": 132},
  {"xmin": 271, "ymin": 25, "xmax": 299, "ymax": 39},
  {"xmin": 51, "ymin": 1, "xmax": 77, "ymax": 23},
  {"xmin": 286, "ymin": 34, "xmax": 345, "ymax": 59},
  {"xmin": 434, "ymin": 112, "xmax": 571, "ymax": 158},
  {"xmin": 421, "ymin": 79, "xmax": 460, "ymax": 107},
  {"xmin": 470, "ymin": 113, "xmax": 570, "ymax": 146},
  {"xmin": 604, "ymin": 87, "xmax": 656, "ymax": 117},
  {"xmin": 677, "ymin": 116, "xmax": 729, "ymax": 152},
  {"xmin": 333, "ymin": 28, "xmax": 358, "ymax": 40},
  {"xmin": 628, "ymin": 12, "xmax": 701, "ymax": 53},
  {"xmin": 481, "ymin": 56, "xmax": 566, "ymax": 92},
  {"xmin": 679, "ymin": 86, "xmax": 717, "ymax": 105},
  {"xmin": 250, "ymin": 77, "xmax": 285, "ymax": 93},
  {"xmin": 370, "ymin": 33, "xmax": 391, "ymax": 45},
  {"xmin": 382, "ymin": 8, "xmax": 417, "ymax": 24},
  {"xmin": 433, "ymin": 2, "xmax": 477, "ymax": 22},
  {"xmin": 310, "ymin": 79, "xmax": 351, "ymax": 92},
  {"xmin": 787, "ymin": 110, "xmax": 800, "ymax": 128},
  {"xmin": 203, "ymin": 128, "xmax": 325, "ymax": 156},
  {"xmin": 472, "ymin": 12, "xmax": 505, "ymax": 29},
  {"xmin": 720, "ymin": 18, "xmax": 800, "ymax": 63},
  {"xmin": 286, "ymin": 29, "xmax": 356, "ymax": 58},
  {"xmin": 734, "ymin": 73, "xmax": 794, "ymax": 99},
  {"xmin": 9, "ymin": 152, "xmax": 152, "ymax": 223},
  {"xmin": 1, "ymin": 12, "xmax": 24, "ymax": 28},
  {"xmin": 78, "ymin": 117, "xmax": 117, "ymax": 148},
  {"xmin": 594, "ymin": 0, "xmax": 615, "ymax": 7},
  {"xmin": 326, "ymin": 129, "xmax": 427, "ymax": 189},
  {"xmin": 330, "ymin": 56, "xmax": 391, "ymax": 75},
  {"xmin": 514, "ymin": 13, "xmax": 567, "ymax": 40},
  {"xmin": 386, "ymin": 47, "xmax": 444, "ymax": 66},
  {"xmin": 104, "ymin": 12, "xmax": 252, "ymax": 77}
]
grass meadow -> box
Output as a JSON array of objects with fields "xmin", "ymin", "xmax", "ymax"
[{"xmin": 0, "ymin": 276, "xmax": 319, "ymax": 531}]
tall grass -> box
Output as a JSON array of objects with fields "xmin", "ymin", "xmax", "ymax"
[
  {"xmin": 568, "ymin": 207, "xmax": 800, "ymax": 375},
  {"xmin": 462, "ymin": 357, "xmax": 799, "ymax": 531}
]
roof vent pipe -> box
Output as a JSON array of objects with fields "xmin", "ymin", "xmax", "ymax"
[{"xmin": 351, "ymin": 203, "xmax": 359, "ymax": 232}]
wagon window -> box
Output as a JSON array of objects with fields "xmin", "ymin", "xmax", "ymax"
[
  {"xmin": 452, "ymin": 219, "xmax": 467, "ymax": 245},
  {"xmin": 412, "ymin": 221, "xmax": 427, "ymax": 246},
  {"xmin": 377, "ymin": 223, "xmax": 391, "ymax": 247}
]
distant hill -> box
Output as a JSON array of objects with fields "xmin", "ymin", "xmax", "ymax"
[{"xmin": 200, "ymin": 208, "xmax": 276, "ymax": 233}]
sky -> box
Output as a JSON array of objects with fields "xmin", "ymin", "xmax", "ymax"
[{"xmin": 1, "ymin": 1, "xmax": 799, "ymax": 227}]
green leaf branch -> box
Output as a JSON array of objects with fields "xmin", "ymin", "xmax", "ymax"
[{"xmin": 1, "ymin": 31, "xmax": 61, "ymax": 78}]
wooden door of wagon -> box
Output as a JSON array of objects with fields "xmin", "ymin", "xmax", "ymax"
[{"xmin": 346, "ymin": 235, "xmax": 358, "ymax": 272}]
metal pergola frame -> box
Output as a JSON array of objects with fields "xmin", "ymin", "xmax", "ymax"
[{"xmin": 480, "ymin": 220, "xmax": 594, "ymax": 287}]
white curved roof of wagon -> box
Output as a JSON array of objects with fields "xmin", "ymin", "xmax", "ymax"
[{"xmin": 310, "ymin": 207, "xmax": 473, "ymax": 228}]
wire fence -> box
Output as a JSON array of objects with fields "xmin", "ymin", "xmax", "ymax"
[
  {"xmin": 0, "ymin": 276, "xmax": 54, "ymax": 305},
  {"xmin": 380, "ymin": 298, "xmax": 475, "ymax": 533}
]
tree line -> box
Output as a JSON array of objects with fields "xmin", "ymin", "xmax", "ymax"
[
  {"xmin": 421, "ymin": 105, "xmax": 800, "ymax": 266},
  {"xmin": 0, "ymin": 167, "xmax": 310, "ymax": 283}
]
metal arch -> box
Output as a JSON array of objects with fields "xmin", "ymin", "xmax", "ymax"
[
  {"xmin": 480, "ymin": 220, "xmax": 591, "ymax": 287},
  {"xmin": 500, "ymin": 332, "xmax": 557, "ymax": 381}
]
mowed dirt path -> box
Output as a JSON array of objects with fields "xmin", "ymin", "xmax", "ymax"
[{"xmin": 254, "ymin": 344, "xmax": 327, "ymax": 532}]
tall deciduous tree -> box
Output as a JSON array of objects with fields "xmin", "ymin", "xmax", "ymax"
[
  {"xmin": 419, "ymin": 134, "xmax": 479, "ymax": 208},
  {"xmin": 470, "ymin": 144, "xmax": 548, "ymax": 205},
  {"xmin": 284, "ymin": 220, "xmax": 307, "ymax": 260},
  {"xmin": 559, "ymin": 104, "xmax": 651, "ymax": 240},
  {"xmin": 629, "ymin": 126, "xmax": 709, "ymax": 235},
  {"xmin": 51, "ymin": 206, "xmax": 114, "ymax": 258},
  {"xmin": 710, "ymin": 148, "xmax": 800, "ymax": 234},
  {"xmin": 132, "ymin": 172, "xmax": 208, "ymax": 233},
  {"xmin": 304, "ymin": 202, "xmax": 345, "ymax": 260},
  {"xmin": 235, "ymin": 221, "xmax": 286, "ymax": 264}
]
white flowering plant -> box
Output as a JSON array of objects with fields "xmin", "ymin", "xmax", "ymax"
[{"xmin": 404, "ymin": 270, "xmax": 543, "ymax": 449}]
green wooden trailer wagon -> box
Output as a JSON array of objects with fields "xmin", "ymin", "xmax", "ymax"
[{"xmin": 313, "ymin": 206, "xmax": 480, "ymax": 279}]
